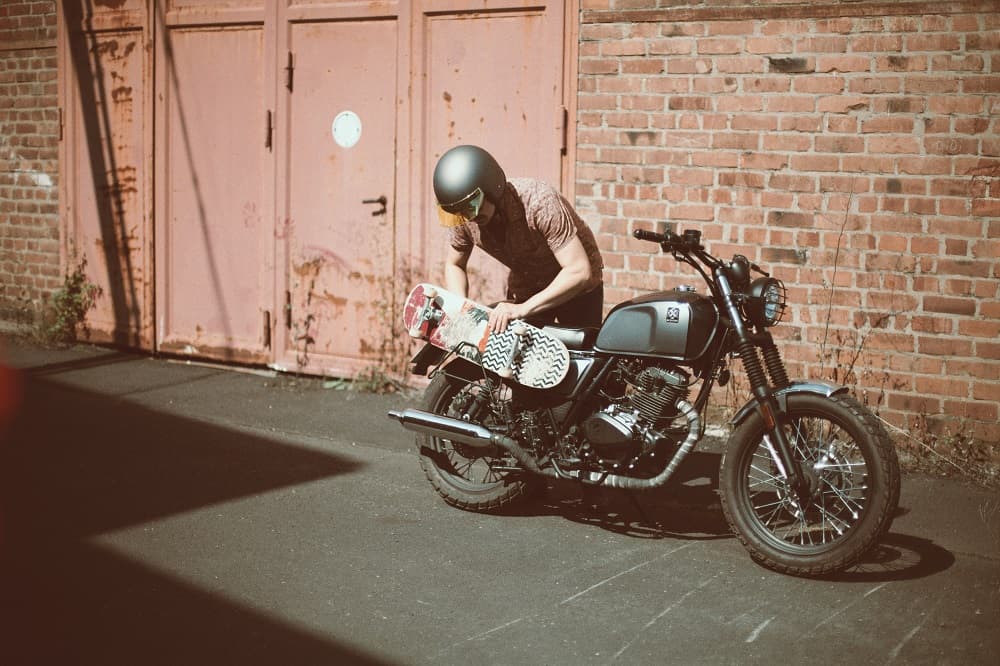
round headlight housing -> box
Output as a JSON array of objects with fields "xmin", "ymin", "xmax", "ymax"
[{"xmin": 745, "ymin": 277, "xmax": 787, "ymax": 327}]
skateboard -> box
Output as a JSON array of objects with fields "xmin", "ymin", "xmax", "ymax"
[{"xmin": 401, "ymin": 283, "xmax": 570, "ymax": 389}]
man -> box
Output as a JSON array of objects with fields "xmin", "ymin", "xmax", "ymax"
[{"xmin": 434, "ymin": 145, "xmax": 604, "ymax": 333}]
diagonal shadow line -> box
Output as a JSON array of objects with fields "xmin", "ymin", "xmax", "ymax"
[
  {"xmin": 19, "ymin": 349, "xmax": 140, "ymax": 375},
  {"xmin": 1, "ymin": 539, "xmax": 396, "ymax": 666},
  {"xmin": 0, "ymin": 362, "xmax": 396, "ymax": 664},
  {"xmin": 62, "ymin": 2, "xmax": 141, "ymax": 344},
  {"xmin": 0, "ymin": 374, "xmax": 365, "ymax": 539}
]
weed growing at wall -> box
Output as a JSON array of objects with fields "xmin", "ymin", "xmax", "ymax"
[
  {"xmin": 35, "ymin": 256, "xmax": 101, "ymax": 346},
  {"xmin": 350, "ymin": 258, "xmax": 417, "ymax": 394}
]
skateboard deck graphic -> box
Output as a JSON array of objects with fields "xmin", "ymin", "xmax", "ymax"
[{"xmin": 402, "ymin": 283, "xmax": 570, "ymax": 389}]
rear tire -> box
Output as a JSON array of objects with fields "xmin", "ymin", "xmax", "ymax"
[
  {"xmin": 720, "ymin": 393, "xmax": 900, "ymax": 577},
  {"xmin": 417, "ymin": 373, "xmax": 533, "ymax": 512}
]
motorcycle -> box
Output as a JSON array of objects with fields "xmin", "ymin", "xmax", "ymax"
[{"xmin": 388, "ymin": 227, "xmax": 900, "ymax": 577}]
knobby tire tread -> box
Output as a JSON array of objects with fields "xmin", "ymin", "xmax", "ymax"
[
  {"xmin": 416, "ymin": 374, "xmax": 533, "ymax": 513},
  {"xmin": 720, "ymin": 393, "xmax": 900, "ymax": 578}
]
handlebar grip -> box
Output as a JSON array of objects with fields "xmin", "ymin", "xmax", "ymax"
[{"xmin": 633, "ymin": 228, "xmax": 664, "ymax": 243}]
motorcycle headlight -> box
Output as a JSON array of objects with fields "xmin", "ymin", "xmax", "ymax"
[{"xmin": 745, "ymin": 277, "xmax": 787, "ymax": 327}]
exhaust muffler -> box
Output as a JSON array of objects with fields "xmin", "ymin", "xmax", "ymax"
[{"xmin": 387, "ymin": 408, "xmax": 544, "ymax": 474}]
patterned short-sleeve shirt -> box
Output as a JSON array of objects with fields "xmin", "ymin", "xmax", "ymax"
[{"xmin": 449, "ymin": 178, "xmax": 603, "ymax": 302}]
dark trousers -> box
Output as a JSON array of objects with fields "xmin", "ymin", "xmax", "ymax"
[{"xmin": 524, "ymin": 283, "xmax": 604, "ymax": 329}]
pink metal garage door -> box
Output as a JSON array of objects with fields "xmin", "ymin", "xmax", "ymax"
[
  {"xmin": 273, "ymin": 14, "xmax": 400, "ymax": 376},
  {"xmin": 155, "ymin": 21, "xmax": 269, "ymax": 363},
  {"xmin": 59, "ymin": 1, "xmax": 152, "ymax": 348},
  {"xmin": 61, "ymin": 0, "xmax": 575, "ymax": 377}
]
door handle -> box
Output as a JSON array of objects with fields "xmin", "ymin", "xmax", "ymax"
[{"xmin": 363, "ymin": 195, "xmax": 387, "ymax": 216}]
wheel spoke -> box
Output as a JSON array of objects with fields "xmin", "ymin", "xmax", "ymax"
[{"xmin": 741, "ymin": 408, "xmax": 875, "ymax": 552}]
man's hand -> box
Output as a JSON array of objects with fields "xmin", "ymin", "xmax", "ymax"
[{"xmin": 488, "ymin": 301, "xmax": 529, "ymax": 334}]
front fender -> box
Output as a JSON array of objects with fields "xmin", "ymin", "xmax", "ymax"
[{"xmin": 730, "ymin": 380, "xmax": 848, "ymax": 428}]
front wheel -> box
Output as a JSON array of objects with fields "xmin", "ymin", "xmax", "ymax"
[
  {"xmin": 417, "ymin": 372, "xmax": 534, "ymax": 512},
  {"xmin": 720, "ymin": 393, "xmax": 900, "ymax": 577}
]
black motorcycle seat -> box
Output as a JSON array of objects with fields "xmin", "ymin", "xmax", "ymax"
[{"xmin": 541, "ymin": 325, "xmax": 599, "ymax": 350}]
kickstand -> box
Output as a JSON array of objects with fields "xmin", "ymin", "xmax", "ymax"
[{"xmin": 625, "ymin": 490, "xmax": 664, "ymax": 534}]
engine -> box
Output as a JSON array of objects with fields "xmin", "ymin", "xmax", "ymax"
[{"xmin": 580, "ymin": 364, "xmax": 690, "ymax": 463}]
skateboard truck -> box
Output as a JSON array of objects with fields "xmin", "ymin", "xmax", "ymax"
[
  {"xmin": 408, "ymin": 287, "xmax": 443, "ymax": 338},
  {"xmin": 497, "ymin": 322, "xmax": 528, "ymax": 379}
]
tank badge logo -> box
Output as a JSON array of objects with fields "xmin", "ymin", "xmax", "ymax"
[{"xmin": 665, "ymin": 307, "xmax": 681, "ymax": 323}]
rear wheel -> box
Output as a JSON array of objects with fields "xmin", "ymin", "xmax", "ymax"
[
  {"xmin": 417, "ymin": 373, "xmax": 533, "ymax": 512},
  {"xmin": 720, "ymin": 393, "xmax": 900, "ymax": 577}
]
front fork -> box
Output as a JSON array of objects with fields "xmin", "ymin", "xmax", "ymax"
[
  {"xmin": 717, "ymin": 271, "xmax": 811, "ymax": 505},
  {"xmin": 751, "ymin": 389, "xmax": 811, "ymax": 505}
]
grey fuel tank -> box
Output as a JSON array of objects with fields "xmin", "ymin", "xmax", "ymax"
[{"xmin": 594, "ymin": 290, "xmax": 720, "ymax": 361}]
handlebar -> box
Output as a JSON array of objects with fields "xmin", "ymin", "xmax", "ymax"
[
  {"xmin": 632, "ymin": 227, "xmax": 701, "ymax": 250},
  {"xmin": 633, "ymin": 227, "xmax": 769, "ymax": 277}
]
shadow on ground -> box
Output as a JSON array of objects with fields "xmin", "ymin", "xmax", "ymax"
[
  {"xmin": 0, "ymin": 361, "xmax": 390, "ymax": 665},
  {"xmin": 497, "ymin": 450, "xmax": 955, "ymax": 583}
]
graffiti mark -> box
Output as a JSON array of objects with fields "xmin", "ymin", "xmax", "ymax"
[
  {"xmin": 242, "ymin": 201, "xmax": 261, "ymax": 229},
  {"xmin": 275, "ymin": 218, "xmax": 294, "ymax": 240}
]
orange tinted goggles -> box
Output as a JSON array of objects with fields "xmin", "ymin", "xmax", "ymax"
[{"xmin": 436, "ymin": 188, "xmax": 485, "ymax": 227}]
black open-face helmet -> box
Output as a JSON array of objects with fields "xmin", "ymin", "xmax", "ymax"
[{"xmin": 433, "ymin": 145, "xmax": 506, "ymax": 227}]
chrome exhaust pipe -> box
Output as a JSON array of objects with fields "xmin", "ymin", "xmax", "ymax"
[
  {"xmin": 388, "ymin": 402, "xmax": 699, "ymax": 488},
  {"xmin": 387, "ymin": 408, "xmax": 496, "ymax": 448},
  {"xmin": 387, "ymin": 408, "xmax": 544, "ymax": 474},
  {"xmin": 602, "ymin": 400, "xmax": 700, "ymax": 490}
]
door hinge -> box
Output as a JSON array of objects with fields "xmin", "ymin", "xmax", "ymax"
[
  {"xmin": 285, "ymin": 51, "xmax": 295, "ymax": 92},
  {"xmin": 265, "ymin": 110, "xmax": 273, "ymax": 150},
  {"xmin": 559, "ymin": 105, "xmax": 568, "ymax": 155},
  {"xmin": 58, "ymin": 107, "xmax": 64, "ymax": 141},
  {"xmin": 284, "ymin": 291, "xmax": 292, "ymax": 329},
  {"xmin": 263, "ymin": 310, "xmax": 272, "ymax": 349}
]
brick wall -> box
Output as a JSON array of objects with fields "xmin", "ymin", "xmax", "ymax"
[
  {"xmin": 0, "ymin": 0, "xmax": 60, "ymax": 324},
  {"xmin": 576, "ymin": 1, "xmax": 999, "ymax": 443}
]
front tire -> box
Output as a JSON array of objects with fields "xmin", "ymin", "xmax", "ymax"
[
  {"xmin": 417, "ymin": 373, "xmax": 533, "ymax": 512},
  {"xmin": 720, "ymin": 393, "xmax": 900, "ymax": 577}
]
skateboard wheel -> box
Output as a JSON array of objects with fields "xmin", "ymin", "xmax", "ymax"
[
  {"xmin": 498, "ymin": 366, "xmax": 513, "ymax": 378},
  {"xmin": 408, "ymin": 326, "xmax": 423, "ymax": 338},
  {"xmin": 512, "ymin": 322, "xmax": 528, "ymax": 337},
  {"xmin": 423, "ymin": 287, "xmax": 437, "ymax": 299}
]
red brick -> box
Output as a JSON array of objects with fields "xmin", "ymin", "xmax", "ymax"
[
  {"xmin": 816, "ymin": 55, "xmax": 871, "ymax": 73},
  {"xmin": 762, "ymin": 133, "xmax": 810, "ymax": 151},
  {"xmin": 928, "ymin": 95, "xmax": 987, "ymax": 115},
  {"xmin": 696, "ymin": 37, "xmax": 743, "ymax": 55},
  {"xmin": 963, "ymin": 75, "xmax": 1000, "ymax": 94},
  {"xmin": 795, "ymin": 36, "xmax": 848, "ymax": 53},
  {"xmin": 849, "ymin": 76, "xmax": 902, "ymax": 94},
  {"xmin": 918, "ymin": 336, "xmax": 973, "ymax": 357},
  {"xmin": 875, "ymin": 54, "xmax": 928, "ymax": 72},
  {"xmin": 815, "ymin": 136, "xmax": 864, "ymax": 153},
  {"xmin": 793, "ymin": 75, "xmax": 845, "ymax": 94},
  {"xmin": 746, "ymin": 36, "xmax": 792, "ymax": 55},
  {"xmin": 906, "ymin": 33, "xmax": 962, "ymax": 52},
  {"xmin": 666, "ymin": 57, "xmax": 713, "ymax": 74},
  {"xmin": 648, "ymin": 38, "xmax": 695, "ymax": 56},
  {"xmin": 734, "ymin": 76, "xmax": 783, "ymax": 94},
  {"xmin": 868, "ymin": 136, "xmax": 920, "ymax": 154},
  {"xmin": 762, "ymin": 95, "xmax": 813, "ymax": 113},
  {"xmin": 905, "ymin": 76, "xmax": 961, "ymax": 94},
  {"xmin": 817, "ymin": 96, "xmax": 869, "ymax": 113},
  {"xmin": 931, "ymin": 54, "xmax": 986, "ymax": 72},
  {"xmin": 740, "ymin": 152, "xmax": 788, "ymax": 170},
  {"xmin": 790, "ymin": 154, "xmax": 841, "ymax": 172}
]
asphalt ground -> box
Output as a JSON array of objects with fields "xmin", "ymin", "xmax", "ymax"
[{"xmin": 0, "ymin": 334, "xmax": 997, "ymax": 665}]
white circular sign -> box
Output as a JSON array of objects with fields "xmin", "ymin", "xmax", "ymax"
[{"xmin": 332, "ymin": 111, "xmax": 362, "ymax": 148}]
